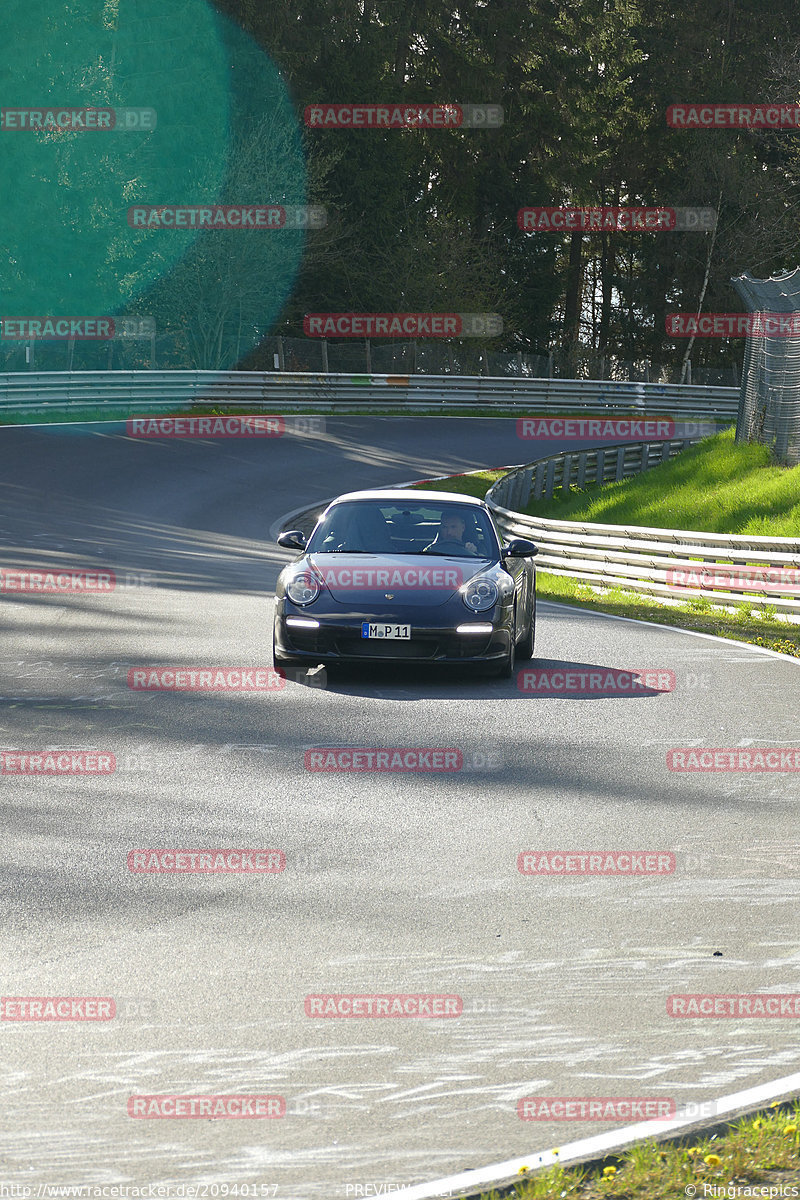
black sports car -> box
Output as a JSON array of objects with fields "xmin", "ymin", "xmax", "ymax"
[{"xmin": 273, "ymin": 489, "xmax": 538, "ymax": 677}]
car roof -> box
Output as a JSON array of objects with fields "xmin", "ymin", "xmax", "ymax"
[{"xmin": 327, "ymin": 488, "xmax": 487, "ymax": 507}]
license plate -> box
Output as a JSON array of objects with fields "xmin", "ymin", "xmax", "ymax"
[{"xmin": 361, "ymin": 622, "xmax": 411, "ymax": 640}]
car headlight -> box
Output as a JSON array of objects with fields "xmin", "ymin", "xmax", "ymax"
[
  {"xmin": 462, "ymin": 577, "xmax": 498, "ymax": 612},
  {"xmin": 286, "ymin": 571, "xmax": 321, "ymax": 606}
]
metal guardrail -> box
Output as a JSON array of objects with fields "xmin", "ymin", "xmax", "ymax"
[
  {"xmin": 487, "ymin": 457, "xmax": 800, "ymax": 615},
  {"xmin": 0, "ymin": 370, "xmax": 740, "ymax": 417},
  {"xmin": 490, "ymin": 438, "xmax": 701, "ymax": 507}
]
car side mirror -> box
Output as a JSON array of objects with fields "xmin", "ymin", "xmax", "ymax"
[
  {"xmin": 277, "ymin": 530, "xmax": 307, "ymax": 551},
  {"xmin": 502, "ymin": 538, "xmax": 538, "ymax": 558}
]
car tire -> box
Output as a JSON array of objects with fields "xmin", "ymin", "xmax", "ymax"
[
  {"xmin": 496, "ymin": 609, "xmax": 517, "ymax": 678},
  {"xmin": 517, "ymin": 597, "xmax": 536, "ymax": 660}
]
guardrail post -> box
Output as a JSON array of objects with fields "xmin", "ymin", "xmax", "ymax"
[
  {"xmin": 533, "ymin": 462, "xmax": 545, "ymax": 500},
  {"xmin": 661, "ymin": 441, "xmax": 671, "ymax": 463},
  {"xmin": 561, "ymin": 453, "xmax": 573, "ymax": 493},
  {"xmin": 365, "ymin": 338, "xmax": 372, "ymax": 373},
  {"xmin": 638, "ymin": 442, "xmax": 649, "ymax": 473},
  {"xmin": 576, "ymin": 450, "xmax": 587, "ymax": 489},
  {"xmin": 596, "ymin": 448, "xmax": 606, "ymax": 484},
  {"xmin": 544, "ymin": 458, "xmax": 557, "ymax": 500},
  {"xmin": 277, "ymin": 337, "xmax": 285, "ymax": 371},
  {"xmin": 615, "ymin": 446, "xmax": 626, "ymax": 480},
  {"xmin": 321, "ymin": 339, "xmax": 329, "ymax": 373}
]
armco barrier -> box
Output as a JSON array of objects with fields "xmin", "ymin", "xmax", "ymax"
[
  {"xmin": 0, "ymin": 370, "xmax": 739, "ymax": 418},
  {"xmin": 486, "ymin": 460, "xmax": 800, "ymax": 615},
  {"xmin": 492, "ymin": 438, "xmax": 701, "ymax": 507}
]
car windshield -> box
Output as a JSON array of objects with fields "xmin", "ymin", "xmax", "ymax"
[{"xmin": 306, "ymin": 500, "xmax": 500, "ymax": 559}]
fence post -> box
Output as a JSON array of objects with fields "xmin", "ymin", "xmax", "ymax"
[
  {"xmin": 277, "ymin": 337, "xmax": 285, "ymax": 371},
  {"xmin": 321, "ymin": 338, "xmax": 329, "ymax": 373},
  {"xmin": 365, "ymin": 338, "xmax": 371, "ymax": 373}
]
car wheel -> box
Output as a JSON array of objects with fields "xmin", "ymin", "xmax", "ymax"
[
  {"xmin": 496, "ymin": 609, "xmax": 517, "ymax": 678},
  {"xmin": 517, "ymin": 597, "xmax": 536, "ymax": 660}
]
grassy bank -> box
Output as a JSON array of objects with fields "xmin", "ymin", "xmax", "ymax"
[
  {"xmin": 415, "ymin": 441, "xmax": 800, "ymax": 659},
  {"xmin": 516, "ymin": 426, "xmax": 800, "ymax": 537},
  {"xmin": 469, "ymin": 1100, "xmax": 799, "ymax": 1200}
]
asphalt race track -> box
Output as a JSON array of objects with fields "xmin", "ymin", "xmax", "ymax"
[{"xmin": 1, "ymin": 417, "xmax": 798, "ymax": 1195}]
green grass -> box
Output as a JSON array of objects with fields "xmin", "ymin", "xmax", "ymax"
[
  {"xmin": 467, "ymin": 1101, "xmax": 799, "ymax": 1200},
  {"xmin": 412, "ymin": 447, "xmax": 800, "ymax": 660},
  {"xmin": 538, "ymin": 571, "xmax": 800, "ymax": 659},
  {"xmin": 521, "ymin": 427, "xmax": 800, "ymax": 537}
]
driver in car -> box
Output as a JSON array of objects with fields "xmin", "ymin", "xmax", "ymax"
[{"xmin": 423, "ymin": 511, "xmax": 478, "ymax": 555}]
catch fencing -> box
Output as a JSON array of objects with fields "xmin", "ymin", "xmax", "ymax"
[{"xmin": 732, "ymin": 268, "xmax": 800, "ymax": 466}]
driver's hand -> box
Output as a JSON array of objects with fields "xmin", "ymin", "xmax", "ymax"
[{"xmin": 465, "ymin": 540, "xmax": 478, "ymax": 554}]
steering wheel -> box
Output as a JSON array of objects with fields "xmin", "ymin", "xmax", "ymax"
[{"xmin": 424, "ymin": 539, "xmax": 474, "ymax": 555}]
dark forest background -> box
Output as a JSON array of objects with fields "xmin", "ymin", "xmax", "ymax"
[{"xmin": 212, "ymin": 0, "xmax": 800, "ymax": 374}]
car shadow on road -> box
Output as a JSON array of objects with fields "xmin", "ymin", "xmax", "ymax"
[{"xmin": 280, "ymin": 658, "xmax": 675, "ymax": 700}]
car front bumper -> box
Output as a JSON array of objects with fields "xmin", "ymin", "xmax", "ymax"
[{"xmin": 274, "ymin": 608, "xmax": 512, "ymax": 665}]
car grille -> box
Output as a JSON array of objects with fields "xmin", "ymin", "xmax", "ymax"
[{"xmin": 335, "ymin": 638, "xmax": 438, "ymax": 659}]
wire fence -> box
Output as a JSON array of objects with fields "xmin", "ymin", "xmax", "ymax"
[
  {"xmin": 732, "ymin": 268, "xmax": 800, "ymax": 467},
  {"xmin": 0, "ymin": 331, "xmax": 739, "ymax": 386}
]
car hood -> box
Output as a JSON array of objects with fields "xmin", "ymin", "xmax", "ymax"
[{"xmin": 304, "ymin": 553, "xmax": 496, "ymax": 607}]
